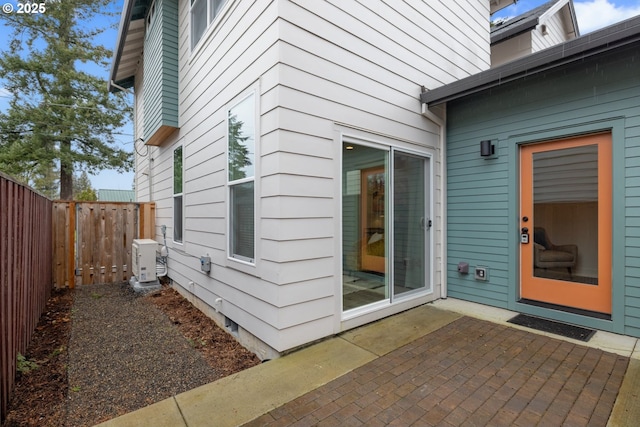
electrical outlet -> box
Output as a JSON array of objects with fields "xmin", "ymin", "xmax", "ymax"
[{"xmin": 475, "ymin": 267, "xmax": 488, "ymax": 281}]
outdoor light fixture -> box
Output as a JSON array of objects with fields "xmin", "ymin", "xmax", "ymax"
[{"xmin": 480, "ymin": 140, "xmax": 494, "ymax": 157}]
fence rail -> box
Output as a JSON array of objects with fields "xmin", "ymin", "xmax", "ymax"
[{"xmin": 0, "ymin": 173, "xmax": 53, "ymax": 423}]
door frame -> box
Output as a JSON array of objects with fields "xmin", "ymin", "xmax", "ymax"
[
  {"xmin": 340, "ymin": 133, "xmax": 435, "ymax": 320},
  {"xmin": 519, "ymin": 133, "xmax": 612, "ymax": 314}
]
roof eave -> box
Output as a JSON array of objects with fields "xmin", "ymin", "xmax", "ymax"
[
  {"xmin": 491, "ymin": 16, "xmax": 539, "ymax": 45},
  {"xmin": 490, "ymin": 0, "xmax": 518, "ymax": 15},
  {"xmin": 567, "ymin": 0, "xmax": 580, "ymax": 37},
  {"xmin": 108, "ymin": 0, "xmax": 137, "ymax": 93},
  {"xmin": 422, "ymin": 15, "xmax": 640, "ymax": 107}
]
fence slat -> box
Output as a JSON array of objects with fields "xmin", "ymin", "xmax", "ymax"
[
  {"xmin": 0, "ymin": 174, "xmax": 52, "ymax": 423},
  {"xmin": 52, "ymin": 201, "xmax": 155, "ymax": 287}
]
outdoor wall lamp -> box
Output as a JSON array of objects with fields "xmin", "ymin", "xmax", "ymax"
[{"xmin": 480, "ymin": 140, "xmax": 495, "ymax": 157}]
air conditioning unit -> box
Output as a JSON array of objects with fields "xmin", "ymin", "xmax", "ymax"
[{"xmin": 131, "ymin": 239, "xmax": 158, "ymax": 283}]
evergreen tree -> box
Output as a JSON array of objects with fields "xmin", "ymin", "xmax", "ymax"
[
  {"xmin": 73, "ymin": 170, "xmax": 97, "ymax": 200},
  {"xmin": 0, "ymin": 0, "xmax": 132, "ymax": 199},
  {"xmin": 6, "ymin": 160, "xmax": 60, "ymax": 199},
  {"xmin": 228, "ymin": 114, "xmax": 251, "ymax": 181}
]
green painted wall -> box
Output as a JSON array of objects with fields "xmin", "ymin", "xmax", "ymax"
[
  {"xmin": 445, "ymin": 44, "xmax": 640, "ymax": 336},
  {"xmin": 143, "ymin": 0, "xmax": 179, "ymax": 141}
]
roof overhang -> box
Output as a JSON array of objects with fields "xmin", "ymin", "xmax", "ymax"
[
  {"xmin": 491, "ymin": 15, "xmax": 539, "ymax": 45},
  {"xmin": 108, "ymin": 0, "xmax": 151, "ymax": 93},
  {"xmin": 490, "ymin": 0, "xmax": 518, "ymax": 15},
  {"xmin": 491, "ymin": 0, "xmax": 579, "ymax": 46},
  {"xmin": 422, "ymin": 14, "xmax": 640, "ymax": 107},
  {"xmin": 562, "ymin": 0, "xmax": 579, "ymax": 38}
]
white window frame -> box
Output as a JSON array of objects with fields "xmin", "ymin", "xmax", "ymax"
[
  {"xmin": 227, "ymin": 89, "xmax": 258, "ymax": 265},
  {"xmin": 173, "ymin": 145, "xmax": 184, "ymax": 244},
  {"xmin": 190, "ymin": 0, "xmax": 228, "ymax": 50}
]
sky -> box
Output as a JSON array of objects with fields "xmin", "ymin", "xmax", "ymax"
[
  {"xmin": 0, "ymin": 0, "xmax": 133, "ymax": 192},
  {"xmin": 1, "ymin": 0, "xmax": 639, "ymax": 193},
  {"xmin": 493, "ymin": 0, "xmax": 640, "ymax": 33}
]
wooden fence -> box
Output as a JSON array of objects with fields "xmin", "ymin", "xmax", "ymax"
[
  {"xmin": 52, "ymin": 201, "xmax": 155, "ymax": 288},
  {"xmin": 0, "ymin": 173, "xmax": 53, "ymax": 423},
  {"xmin": 1, "ymin": 187, "xmax": 155, "ymax": 422}
]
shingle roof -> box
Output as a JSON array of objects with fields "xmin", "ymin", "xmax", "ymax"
[
  {"xmin": 98, "ymin": 189, "xmax": 136, "ymax": 202},
  {"xmin": 421, "ymin": 14, "xmax": 640, "ymax": 106},
  {"xmin": 491, "ymin": 0, "xmax": 564, "ymax": 45}
]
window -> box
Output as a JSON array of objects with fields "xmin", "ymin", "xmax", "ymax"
[
  {"xmin": 228, "ymin": 93, "xmax": 255, "ymax": 262},
  {"xmin": 173, "ymin": 146, "xmax": 183, "ymax": 243},
  {"xmin": 191, "ymin": 0, "xmax": 227, "ymax": 49}
]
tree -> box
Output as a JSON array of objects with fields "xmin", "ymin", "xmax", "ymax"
[
  {"xmin": 5, "ymin": 160, "xmax": 60, "ymax": 199},
  {"xmin": 0, "ymin": 0, "xmax": 132, "ymax": 200},
  {"xmin": 75, "ymin": 187, "xmax": 98, "ymax": 201},
  {"xmin": 228, "ymin": 114, "xmax": 252, "ymax": 180},
  {"xmin": 73, "ymin": 170, "xmax": 97, "ymax": 201}
]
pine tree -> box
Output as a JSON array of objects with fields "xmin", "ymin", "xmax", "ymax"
[
  {"xmin": 73, "ymin": 170, "xmax": 97, "ymax": 200},
  {"xmin": 228, "ymin": 114, "xmax": 251, "ymax": 181},
  {"xmin": 0, "ymin": 0, "xmax": 132, "ymax": 199}
]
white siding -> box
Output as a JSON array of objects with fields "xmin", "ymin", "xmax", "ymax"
[
  {"xmin": 492, "ymin": 6, "xmax": 575, "ymax": 68},
  {"xmin": 135, "ymin": 0, "xmax": 491, "ymax": 354},
  {"xmin": 134, "ymin": 63, "xmax": 150, "ymax": 202},
  {"xmin": 491, "ymin": 32, "xmax": 533, "ymax": 67},
  {"xmin": 532, "ymin": 10, "xmax": 571, "ymax": 52}
]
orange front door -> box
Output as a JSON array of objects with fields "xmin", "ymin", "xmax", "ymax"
[{"xmin": 520, "ymin": 134, "xmax": 612, "ymax": 314}]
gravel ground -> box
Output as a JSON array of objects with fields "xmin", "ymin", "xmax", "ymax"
[{"xmin": 65, "ymin": 283, "xmax": 220, "ymax": 427}]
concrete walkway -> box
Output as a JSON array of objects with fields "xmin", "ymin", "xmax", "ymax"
[{"xmin": 97, "ymin": 299, "xmax": 640, "ymax": 427}]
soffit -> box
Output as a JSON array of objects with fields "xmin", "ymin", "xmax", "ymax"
[{"xmin": 109, "ymin": 0, "xmax": 151, "ymax": 92}]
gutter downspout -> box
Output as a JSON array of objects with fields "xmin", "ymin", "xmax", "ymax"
[
  {"xmin": 110, "ymin": 80, "xmax": 131, "ymax": 94},
  {"xmin": 421, "ymin": 97, "xmax": 447, "ymax": 299}
]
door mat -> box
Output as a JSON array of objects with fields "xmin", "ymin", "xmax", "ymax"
[{"xmin": 507, "ymin": 314, "xmax": 596, "ymax": 342}]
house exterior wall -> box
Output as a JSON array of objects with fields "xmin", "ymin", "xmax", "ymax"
[
  {"xmin": 142, "ymin": 0, "xmax": 179, "ymax": 145},
  {"xmin": 133, "ymin": 64, "xmax": 152, "ymax": 202},
  {"xmin": 491, "ymin": 32, "xmax": 532, "ymax": 67},
  {"xmin": 445, "ymin": 44, "xmax": 640, "ymax": 336},
  {"xmin": 532, "ymin": 10, "xmax": 569, "ymax": 52},
  {"xmin": 492, "ymin": 6, "xmax": 574, "ymax": 68},
  {"xmin": 133, "ymin": 0, "xmax": 492, "ymax": 356}
]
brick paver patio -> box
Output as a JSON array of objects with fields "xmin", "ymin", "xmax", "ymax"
[{"xmin": 244, "ymin": 316, "xmax": 629, "ymax": 427}]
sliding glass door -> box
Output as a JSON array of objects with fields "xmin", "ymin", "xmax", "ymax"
[{"xmin": 342, "ymin": 140, "xmax": 431, "ymax": 313}]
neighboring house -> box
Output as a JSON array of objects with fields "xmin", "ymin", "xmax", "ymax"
[
  {"xmin": 109, "ymin": 0, "xmax": 518, "ymax": 358},
  {"xmin": 491, "ymin": 0, "xmax": 578, "ymax": 67},
  {"xmin": 421, "ymin": 16, "xmax": 640, "ymax": 337},
  {"xmin": 97, "ymin": 189, "xmax": 136, "ymax": 202}
]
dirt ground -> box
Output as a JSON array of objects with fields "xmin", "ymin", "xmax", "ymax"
[{"xmin": 2, "ymin": 284, "xmax": 260, "ymax": 427}]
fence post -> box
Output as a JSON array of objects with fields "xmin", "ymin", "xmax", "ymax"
[{"xmin": 68, "ymin": 202, "xmax": 75, "ymax": 289}]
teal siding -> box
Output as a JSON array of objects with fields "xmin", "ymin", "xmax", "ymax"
[
  {"xmin": 143, "ymin": 0, "xmax": 179, "ymax": 141},
  {"xmin": 446, "ymin": 44, "xmax": 640, "ymax": 336}
]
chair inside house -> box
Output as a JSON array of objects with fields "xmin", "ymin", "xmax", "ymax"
[{"xmin": 533, "ymin": 227, "xmax": 578, "ymax": 276}]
